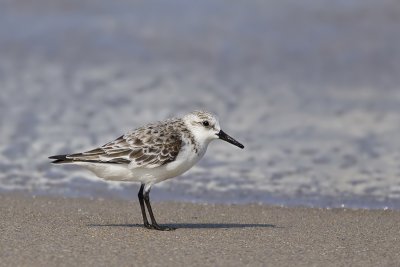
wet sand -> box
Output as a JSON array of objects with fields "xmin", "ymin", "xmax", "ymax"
[{"xmin": 0, "ymin": 193, "xmax": 399, "ymax": 266}]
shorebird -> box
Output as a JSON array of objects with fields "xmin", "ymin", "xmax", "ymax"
[{"xmin": 49, "ymin": 111, "xmax": 244, "ymax": 230}]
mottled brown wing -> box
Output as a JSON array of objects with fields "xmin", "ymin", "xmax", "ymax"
[{"xmin": 66, "ymin": 127, "xmax": 182, "ymax": 168}]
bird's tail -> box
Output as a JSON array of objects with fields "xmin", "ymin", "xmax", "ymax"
[{"xmin": 48, "ymin": 155, "xmax": 73, "ymax": 164}]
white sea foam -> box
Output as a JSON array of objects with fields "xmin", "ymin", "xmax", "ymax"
[{"xmin": 0, "ymin": 0, "xmax": 400, "ymax": 208}]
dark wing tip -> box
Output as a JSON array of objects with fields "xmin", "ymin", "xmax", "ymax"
[
  {"xmin": 48, "ymin": 154, "xmax": 131, "ymax": 164},
  {"xmin": 49, "ymin": 154, "xmax": 71, "ymax": 164}
]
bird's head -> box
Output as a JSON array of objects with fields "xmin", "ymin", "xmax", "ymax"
[{"xmin": 183, "ymin": 111, "xmax": 244, "ymax": 149}]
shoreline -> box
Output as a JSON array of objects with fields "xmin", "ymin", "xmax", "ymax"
[
  {"xmin": 1, "ymin": 192, "xmax": 400, "ymax": 266},
  {"xmin": 2, "ymin": 188, "xmax": 399, "ymax": 211}
]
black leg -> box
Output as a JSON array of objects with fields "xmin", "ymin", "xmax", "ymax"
[
  {"xmin": 143, "ymin": 189, "xmax": 176, "ymax": 231},
  {"xmin": 138, "ymin": 184, "xmax": 151, "ymax": 229}
]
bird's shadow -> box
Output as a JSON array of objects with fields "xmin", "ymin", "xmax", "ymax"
[{"xmin": 88, "ymin": 223, "xmax": 277, "ymax": 229}]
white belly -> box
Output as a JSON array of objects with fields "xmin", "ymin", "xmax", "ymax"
[{"xmin": 75, "ymin": 143, "xmax": 207, "ymax": 185}]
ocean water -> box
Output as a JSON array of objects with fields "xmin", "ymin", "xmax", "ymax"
[{"xmin": 1, "ymin": 0, "xmax": 400, "ymax": 209}]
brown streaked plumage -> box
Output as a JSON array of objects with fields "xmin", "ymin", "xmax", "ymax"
[{"xmin": 54, "ymin": 119, "xmax": 185, "ymax": 168}]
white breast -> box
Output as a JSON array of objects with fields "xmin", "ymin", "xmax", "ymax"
[
  {"xmin": 160, "ymin": 142, "xmax": 207, "ymax": 180},
  {"xmin": 73, "ymin": 138, "xmax": 208, "ymax": 185}
]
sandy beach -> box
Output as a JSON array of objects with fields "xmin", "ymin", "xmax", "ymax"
[
  {"xmin": 1, "ymin": 1, "xmax": 400, "ymax": 266},
  {"xmin": 0, "ymin": 193, "xmax": 399, "ymax": 267}
]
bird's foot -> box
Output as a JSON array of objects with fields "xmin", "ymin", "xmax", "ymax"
[{"xmin": 144, "ymin": 223, "xmax": 176, "ymax": 231}]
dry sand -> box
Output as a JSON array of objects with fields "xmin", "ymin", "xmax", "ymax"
[{"xmin": 0, "ymin": 193, "xmax": 399, "ymax": 267}]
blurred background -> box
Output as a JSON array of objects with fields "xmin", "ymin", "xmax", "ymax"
[{"xmin": 0, "ymin": 0, "xmax": 400, "ymax": 208}]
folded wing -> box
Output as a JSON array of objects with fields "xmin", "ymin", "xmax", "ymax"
[{"xmin": 52, "ymin": 125, "xmax": 182, "ymax": 168}]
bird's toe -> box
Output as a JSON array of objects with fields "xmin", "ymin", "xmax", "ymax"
[{"xmin": 145, "ymin": 223, "xmax": 176, "ymax": 231}]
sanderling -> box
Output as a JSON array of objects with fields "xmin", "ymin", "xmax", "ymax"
[{"xmin": 49, "ymin": 111, "xmax": 244, "ymax": 231}]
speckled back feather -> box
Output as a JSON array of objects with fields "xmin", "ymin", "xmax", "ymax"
[{"xmin": 62, "ymin": 118, "xmax": 186, "ymax": 168}]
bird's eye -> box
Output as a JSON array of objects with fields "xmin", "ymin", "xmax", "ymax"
[{"xmin": 202, "ymin": 121, "xmax": 210, "ymax": 127}]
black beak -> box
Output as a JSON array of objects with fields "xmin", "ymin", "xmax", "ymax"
[{"xmin": 217, "ymin": 130, "xmax": 244, "ymax": 149}]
